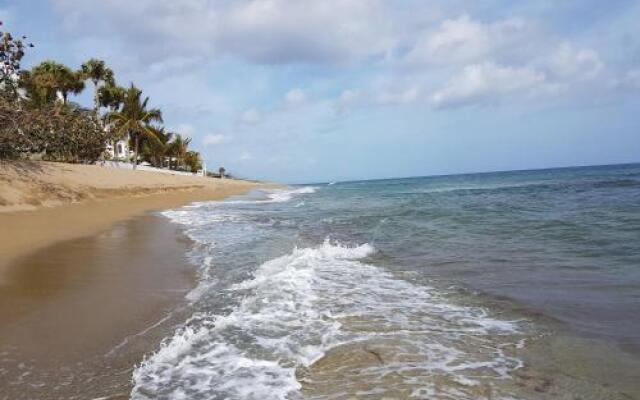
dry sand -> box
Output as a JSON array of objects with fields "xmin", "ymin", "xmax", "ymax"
[{"xmin": 0, "ymin": 161, "xmax": 263, "ymax": 273}]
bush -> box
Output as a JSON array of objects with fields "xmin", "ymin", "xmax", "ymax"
[{"xmin": 0, "ymin": 97, "xmax": 111, "ymax": 162}]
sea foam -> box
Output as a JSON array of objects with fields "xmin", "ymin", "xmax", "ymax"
[
  {"xmin": 132, "ymin": 238, "xmax": 522, "ymax": 399},
  {"xmin": 136, "ymin": 186, "xmax": 524, "ymax": 399}
]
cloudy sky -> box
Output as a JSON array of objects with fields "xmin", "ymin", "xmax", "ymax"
[{"xmin": 4, "ymin": 0, "xmax": 640, "ymax": 182}]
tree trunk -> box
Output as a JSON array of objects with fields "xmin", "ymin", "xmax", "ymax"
[
  {"xmin": 94, "ymin": 86, "xmax": 100, "ymax": 124},
  {"xmin": 133, "ymin": 135, "xmax": 139, "ymax": 170}
]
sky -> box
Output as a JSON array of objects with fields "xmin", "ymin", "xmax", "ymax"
[{"xmin": 3, "ymin": 0, "xmax": 640, "ymax": 183}]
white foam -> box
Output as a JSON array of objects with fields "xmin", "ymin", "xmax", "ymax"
[
  {"xmin": 131, "ymin": 239, "xmax": 522, "ymax": 399},
  {"xmin": 265, "ymin": 186, "xmax": 317, "ymax": 203},
  {"xmin": 161, "ymin": 187, "xmax": 317, "ymax": 232}
]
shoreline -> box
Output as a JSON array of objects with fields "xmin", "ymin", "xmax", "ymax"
[
  {"xmin": 0, "ymin": 213, "xmax": 201, "ymax": 399},
  {"xmin": 0, "ymin": 162, "xmax": 267, "ymax": 397},
  {"xmin": 0, "ymin": 161, "xmax": 265, "ymax": 275}
]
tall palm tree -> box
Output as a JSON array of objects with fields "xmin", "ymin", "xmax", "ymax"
[
  {"xmin": 98, "ymin": 84, "xmax": 126, "ymax": 113},
  {"xmin": 58, "ymin": 70, "xmax": 85, "ymax": 104},
  {"xmin": 81, "ymin": 59, "xmax": 114, "ymax": 118},
  {"xmin": 26, "ymin": 60, "xmax": 84, "ymax": 105},
  {"xmin": 168, "ymin": 133, "xmax": 191, "ymax": 170},
  {"xmin": 107, "ymin": 84, "xmax": 163, "ymax": 169}
]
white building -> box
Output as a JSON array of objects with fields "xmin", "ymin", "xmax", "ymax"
[{"xmin": 105, "ymin": 139, "xmax": 131, "ymax": 161}]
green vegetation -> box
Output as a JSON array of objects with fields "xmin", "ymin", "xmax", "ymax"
[
  {"xmin": 0, "ymin": 21, "xmax": 204, "ymax": 172},
  {"xmin": 107, "ymin": 84, "xmax": 163, "ymax": 169}
]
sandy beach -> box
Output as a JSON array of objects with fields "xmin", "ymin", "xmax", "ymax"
[
  {"xmin": 0, "ymin": 161, "xmax": 264, "ymax": 398},
  {"xmin": 0, "ymin": 161, "xmax": 261, "ymax": 273}
]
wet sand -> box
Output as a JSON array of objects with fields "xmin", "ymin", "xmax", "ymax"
[{"xmin": 0, "ymin": 214, "xmax": 197, "ymax": 399}]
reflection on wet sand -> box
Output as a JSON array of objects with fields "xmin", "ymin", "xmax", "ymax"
[{"xmin": 0, "ymin": 215, "xmax": 195, "ymax": 400}]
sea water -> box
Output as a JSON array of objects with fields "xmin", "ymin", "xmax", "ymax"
[{"xmin": 131, "ymin": 163, "xmax": 640, "ymax": 399}]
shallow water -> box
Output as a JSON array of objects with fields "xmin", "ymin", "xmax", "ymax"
[{"xmin": 132, "ymin": 164, "xmax": 640, "ymax": 399}]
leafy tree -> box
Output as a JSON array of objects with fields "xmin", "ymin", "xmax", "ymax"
[
  {"xmin": 141, "ymin": 126, "xmax": 173, "ymax": 167},
  {"xmin": 0, "ymin": 23, "xmax": 105, "ymax": 162},
  {"xmin": 0, "ymin": 20, "xmax": 33, "ymax": 100},
  {"xmin": 107, "ymin": 84, "xmax": 163, "ymax": 169},
  {"xmin": 59, "ymin": 70, "xmax": 85, "ymax": 104},
  {"xmin": 22, "ymin": 60, "xmax": 84, "ymax": 105},
  {"xmin": 184, "ymin": 151, "xmax": 202, "ymax": 173},
  {"xmin": 98, "ymin": 84, "xmax": 126, "ymax": 112},
  {"xmin": 0, "ymin": 96, "xmax": 108, "ymax": 161},
  {"xmin": 81, "ymin": 58, "xmax": 114, "ymax": 118},
  {"xmin": 168, "ymin": 133, "xmax": 191, "ymax": 170}
]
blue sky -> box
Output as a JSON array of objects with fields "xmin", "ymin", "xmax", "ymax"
[{"xmin": 3, "ymin": 0, "xmax": 640, "ymax": 183}]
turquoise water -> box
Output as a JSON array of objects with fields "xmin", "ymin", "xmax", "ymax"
[{"xmin": 132, "ymin": 163, "xmax": 640, "ymax": 399}]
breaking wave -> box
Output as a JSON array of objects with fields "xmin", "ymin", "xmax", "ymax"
[{"xmin": 131, "ymin": 239, "xmax": 522, "ymax": 399}]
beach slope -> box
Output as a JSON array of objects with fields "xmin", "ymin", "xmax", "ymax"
[{"xmin": 0, "ymin": 161, "xmax": 261, "ymax": 270}]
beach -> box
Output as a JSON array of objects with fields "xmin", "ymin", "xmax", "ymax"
[
  {"xmin": 3, "ymin": 2, "xmax": 638, "ymax": 397},
  {"xmin": 0, "ymin": 161, "xmax": 260, "ymax": 272},
  {"xmin": 2, "ymin": 162, "xmax": 640, "ymax": 399},
  {"xmin": 0, "ymin": 161, "xmax": 262, "ymax": 399}
]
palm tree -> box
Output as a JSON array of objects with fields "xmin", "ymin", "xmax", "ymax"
[
  {"xmin": 81, "ymin": 59, "xmax": 114, "ymax": 118},
  {"xmin": 58, "ymin": 70, "xmax": 85, "ymax": 104},
  {"xmin": 141, "ymin": 126, "xmax": 173, "ymax": 167},
  {"xmin": 107, "ymin": 84, "xmax": 163, "ymax": 169},
  {"xmin": 24, "ymin": 61, "xmax": 61, "ymax": 105},
  {"xmin": 184, "ymin": 151, "xmax": 202, "ymax": 173},
  {"xmin": 168, "ymin": 134, "xmax": 191, "ymax": 170},
  {"xmin": 98, "ymin": 84, "xmax": 125, "ymax": 113},
  {"xmin": 26, "ymin": 60, "xmax": 84, "ymax": 105}
]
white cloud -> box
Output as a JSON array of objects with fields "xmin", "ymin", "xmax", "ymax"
[
  {"xmin": 548, "ymin": 43, "xmax": 603, "ymax": 80},
  {"xmin": 431, "ymin": 62, "xmax": 546, "ymax": 108},
  {"xmin": 49, "ymin": 0, "xmax": 624, "ymax": 114},
  {"xmin": 333, "ymin": 89, "xmax": 360, "ymax": 113},
  {"xmin": 202, "ymin": 134, "xmax": 229, "ymax": 146},
  {"xmin": 404, "ymin": 15, "xmax": 528, "ymax": 66},
  {"xmin": 240, "ymin": 108, "xmax": 262, "ymax": 125},
  {"xmin": 285, "ymin": 88, "xmax": 306, "ymax": 106},
  {"xmin": 53, "ymin": 0, "xmax": 394, "ymax": 65}
]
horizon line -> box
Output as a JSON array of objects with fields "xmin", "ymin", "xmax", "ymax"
[{"xmin": 295, "ymin": 160, "xmax": 640, "ymax": 186}]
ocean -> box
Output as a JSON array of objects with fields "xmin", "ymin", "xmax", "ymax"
[{"xmin": 132, "ymin": 163, "xmax": 640, "ymax": 399}]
